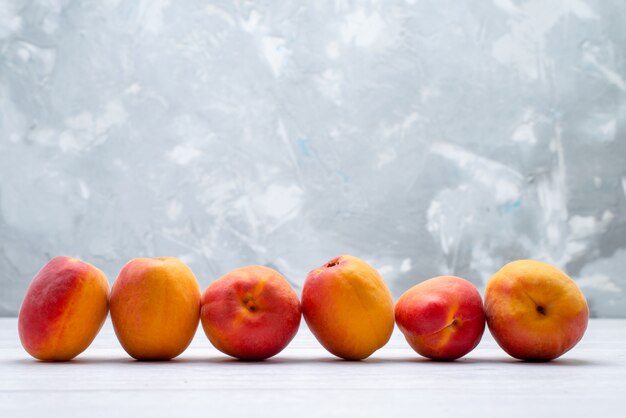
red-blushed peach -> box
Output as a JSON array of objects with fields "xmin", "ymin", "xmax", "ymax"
[
  {"xmin": 301, "ymin": 255, "xmax": 394, "ymax": 360},
  {"xmin": 110, "ymin": 257, "xmax": 201, "ymax": 360},
  {"xmin": 18, "ymin": 256, "xmax": 109, "ymax": 361},
  {"xmin": 200, "ymin": 266, "xmax": 301, "ymax": 360},
  {"xmin": 395, "ymin": 276, "xmax": 485, "ymax": 361},
  {"xmin": 484, "ymin": 259, "xmax": 589, "ymax": 361}
]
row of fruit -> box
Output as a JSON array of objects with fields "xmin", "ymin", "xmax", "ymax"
[{"xmin": 18, "ymin": 255, "xmax": 589, "ymax": 362}]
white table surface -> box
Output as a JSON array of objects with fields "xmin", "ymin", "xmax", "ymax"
[{"xmin": 1, "ymin": 317, "xmax": 625, "ymax": 417}]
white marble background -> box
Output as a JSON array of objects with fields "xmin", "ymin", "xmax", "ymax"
[{"xmin": 1, "ymin": 0, "xmax": 625, "ymax": 316}]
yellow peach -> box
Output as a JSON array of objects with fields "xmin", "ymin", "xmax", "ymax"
[
  {"xmin": 301, "ymin": 255, "xmax": 394, "ymax": 360},
  {"xmin": 484, "ymin": 259, "xmax": 589, "ymax": 361},
  {"xmin": 110, "ymin": 257, "xmax": 201, "ymax": 360},
  {"xmin": 18, "ymin": 256, "xmax": 109, "ymax": 361}
]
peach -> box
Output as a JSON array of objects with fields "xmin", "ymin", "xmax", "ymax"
[
  {"xmin": 301, "ymin": 255, "xmax": 394, "ymax": 360},
  {"xmin": 395, "ymin": 276, "xmax": 485, "ymax": 360},
  {"xmin": 484, "ymin": 259, "xmax": 589, "ymax": 361},
  {"xmin": 201, "ymin": 266, "xmax": 301, "ymax": 360},
  {"xmin": 18, "ymin": 256, "xmax": 109, "ymax": 361},
  {"xmin": 110, "ymin": 257, "xmax": 201, "ymax": 360}
]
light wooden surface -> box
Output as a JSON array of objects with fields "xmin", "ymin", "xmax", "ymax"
[{"xmin": 1, "ymin": 318, "xmax": 625, "ymax": 417}]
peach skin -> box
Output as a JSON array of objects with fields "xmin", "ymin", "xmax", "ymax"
[
  {"xmin": 18, "ymin": 256, "xmax": 110, "ymax": 361},
  {"xmin": 110, "ymin": 257, "xmax": 201, "ymax": 360},
  {"xmin": 395, "ymin": 276, "xmax": 485, "ymax": 360},
  {"xmin": 201, "ymin": 266, "xmax": 301, "ymax": 360},
  {"xmin": 301, "ymin": 255, "xmax": 394, "ymax": 360},
  {"xmin": 484, "ymin": 260, "xmax": 589, "ymax": 361}
]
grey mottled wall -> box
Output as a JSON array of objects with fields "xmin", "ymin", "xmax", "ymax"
[{"xmin": 1, "ymin": 0, "xmax": 625, "ymax": 317}]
